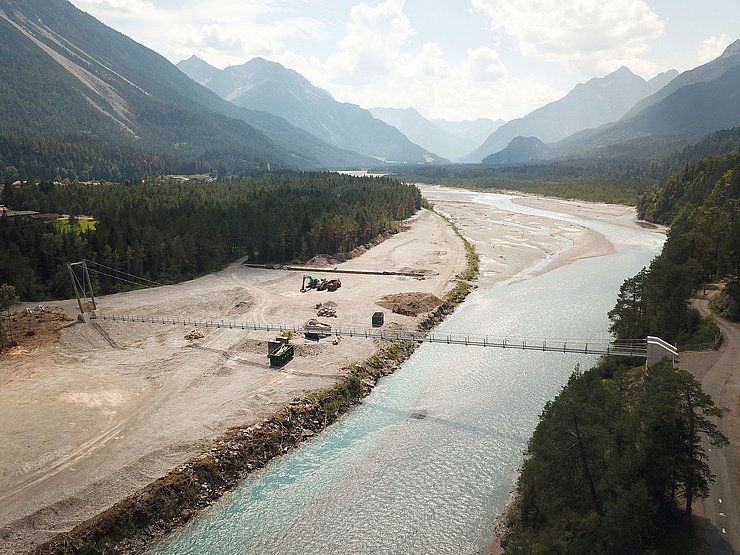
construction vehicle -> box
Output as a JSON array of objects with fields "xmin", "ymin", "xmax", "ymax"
[
  {"xmin": 304, "ymin": 319, "xmax": 332, "ymax": 340},
  {"xmin": 316, "ymin": 279, "xmax": 328, "ymax": 291},
  {"xmin": 326, "ymin": 278, "xmax": 342, "ymax": 292},
  {"xmin": 301, "ymin": 275, "xmax": 319, "ymax": 292}
]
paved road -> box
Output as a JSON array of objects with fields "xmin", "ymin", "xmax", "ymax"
[{"xmin": 679, "ymin": 285, "xmax": 739, "ymax": 554}]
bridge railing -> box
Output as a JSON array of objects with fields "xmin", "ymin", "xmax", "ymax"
[{"xmin": 90, "ymin": 311, "xmax": 648, "ymax": 358}]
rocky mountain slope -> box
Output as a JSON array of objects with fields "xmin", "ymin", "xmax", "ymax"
[
  {"xmin": 463, "ymin": 66, "xmax": 677, "ymax": 163},
  {"xmin": 178, "ymin": 56, "xmax": 444, "ymax": 164},
  {"xmin": 0, "ymin": 0, "xmax": 372, "ymax": 176}
]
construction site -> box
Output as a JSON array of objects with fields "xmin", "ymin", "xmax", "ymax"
[{"xmin": 0, "ymin": 206, "xmax": 467, "ymax": 554}]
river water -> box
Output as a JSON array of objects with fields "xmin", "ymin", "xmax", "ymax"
[{"xmin": 149, "ymin": 192, "xmax": 664, "ymax": 555}]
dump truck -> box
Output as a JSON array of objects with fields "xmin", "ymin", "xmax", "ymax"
[{"xmin": 327, "ymin": 278, "xmax": 342, "ymax": 291}]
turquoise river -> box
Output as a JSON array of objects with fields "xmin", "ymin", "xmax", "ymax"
[{"xmin": 149, "ymin": 191, "xmax": 665, "ymax": 554}]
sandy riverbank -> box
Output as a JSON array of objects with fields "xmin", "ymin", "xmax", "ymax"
[
  {"xmin": 0, "ymin": 188, "xmax": 653, "ymax": 554},
  {"xmin": 417, "ymin": 185, "xmax": 637, "ymax": 288}
]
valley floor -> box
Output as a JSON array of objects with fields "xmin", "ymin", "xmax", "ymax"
[{"xmin": 0, "ymin": 188, "xmax": 652, "ymax": 554}]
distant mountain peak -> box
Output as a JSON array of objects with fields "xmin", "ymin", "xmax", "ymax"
[
  {"xmin": 462, "ymin": 65, "xmax": 662, "ymax": 162},
  {"xmin": 176, "ymin": 55, "xmax": 220, "ymax": 85},
  {"xmin": 368, "ymin": 106, "xmax": 491, "ymax": 160},
  {"xmin": 178, "ymin": 57, "xmax": 443, "ymax": 163},
  {"xmin": 482, "ymin": 135, "xmax": 549, "ymax": 165},
  {"xmin": 179, "ymin": 54, "xmax": 214, "ymax": 67},
  {"xmin": 722, "ymin": 39, "xmax": 740, "ymax": 57},
  {"xmin": 650, "ymin": 69, "xmax": 679, "ymax": 82},
  {"xmin": 247, "ymin": 57, "xmax": 279, "ymax": 68}
]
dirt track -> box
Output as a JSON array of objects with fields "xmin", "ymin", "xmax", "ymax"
[
  {"xmin": 0, "ymin": 190, "xmax": 652, "ymax": 554},
  {"xmin": 680, "ymin": 286, "xmax": 740, "ymax": 553}
]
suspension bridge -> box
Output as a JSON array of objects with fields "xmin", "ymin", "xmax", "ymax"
[
  {"xmin": 68, "ymin": 259, "xmax": 677, "ymax": 364},
  {"xmin": 89, "ymin": 311, "xmax": 653, "ymax": 358}
]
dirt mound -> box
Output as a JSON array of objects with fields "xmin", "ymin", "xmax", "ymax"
[
  {"xmin": 184, "ymin": 329, "xmax": 205, "ymax": 341},
  {"xmin": 305, "ymin": 255, "xmax": 340, "ymax": 267},
  {"xmin": 376, "ymin": 292, "xmax": 443, "ymax": 316},
  {"xmin": 2, "ymin": 307, "xmax": 74, "ymax": 354}
]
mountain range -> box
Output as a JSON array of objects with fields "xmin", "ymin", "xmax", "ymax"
[
  {"xmin": 0, "ymin": 0, "xmax": 737, "ymax": 179},
  {"xmin": 465, "ymin": 66, "xmax": 679, "ymax": 163},
  {"xmin": 176, "ymin": 56, "xmax": 444, "ymax": 165},
  {"xmin": 368, "ymin": 107, "xmax": 503, "ymax": 160},
  {"xmin": 0, "ymin": 0, "xmax": 375, "ymax": 175},
  {"xmin": 547, "ymin": 40, "xmax": 740, "ymax": 160}
]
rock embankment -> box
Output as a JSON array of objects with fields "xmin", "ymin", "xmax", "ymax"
[{"xmin": 711, "ymin": 286, "xmax": 740, "ymax": 321}]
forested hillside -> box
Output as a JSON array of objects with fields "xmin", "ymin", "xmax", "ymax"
[
  {"xmin": 608, "ymin": 147, "xmax": 740, "ymax": 345},
  {"xmin": 0, "ymin": 173, "xmax": 421, "ymax": 300},
  {"xmin": 638, "ymin": 149, "xmax": 740, "ymax": 224},
  {"xmin": 504, "ymin": 146, "xmax": 738, "ymax": 554},
  {"xmin": 0, "ymin": 132, "xmax": 207, "ymax": 183}
]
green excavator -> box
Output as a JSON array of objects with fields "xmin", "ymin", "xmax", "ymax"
[{"xmin": 301, "ymin": 275, "xmax": 319, "ymax": 292}]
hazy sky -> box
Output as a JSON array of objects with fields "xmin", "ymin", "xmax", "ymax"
[{"xmin": 69, "ymin": 0, "xmax": 739, "ymax": 122}]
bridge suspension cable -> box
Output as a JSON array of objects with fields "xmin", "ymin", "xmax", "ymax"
[
  {"xmin": 68, "ymin": 259, "xmax": 666, "ymax": 361},
  {"xmin": 84, "ymin": 260, "xmax": 166, "ymax": 288},
  {"xmin": 91, "ymin": 311, "xmax": 649, "ymax": 359}
]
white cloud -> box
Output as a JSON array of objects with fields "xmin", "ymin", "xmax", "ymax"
[
  {"xmin": 167, "ymin": 24, "xmax": 248, "ymax": 52},
  {"xmin": 472, "ymin": 0, "xmax": 664, "ymax": 75},
  {"xmin": 697, "ymin": 33, "xmax": 730, "ymax": 63},
  {"xmin": 74, "ymin": 0, "xmax": 153, "ymax": 15},
  {"xmin": 157, "ymin": 5, "xmax": 329, "ymax": 68},
  {"xmin": 461, "ymin": 46, "xmax": 507, "ymax": 80},
  {"xmin": 323, "ymin": 0, "xmax": 415, "ymax": 84},
  {"xmin": 272, "ymin": 0, "xmax": 560, "ymax": 121},
  {"xmin": 277, "ymin": 37, "xmax": 561, "ymax": 121}
]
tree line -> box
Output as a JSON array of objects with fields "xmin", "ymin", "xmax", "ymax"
[
  {"xmin": 0, "ymin": 132, "xmax": 267, "ymax": 184},
  {"xmin": 0, "ymin": 173, "xmax": 421, "ymax": 301},
  {"xmin": 394, "ymin": 127, "xmax": 740, "ymax": 206},
  {"xmin": 609, "ymin": 148, "xmax": 740, "ymax": 346}
]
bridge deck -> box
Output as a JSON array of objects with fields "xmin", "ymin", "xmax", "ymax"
[{"xmin": 91, "ymin": 312, "xmax": 648, "ymax": 358}]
